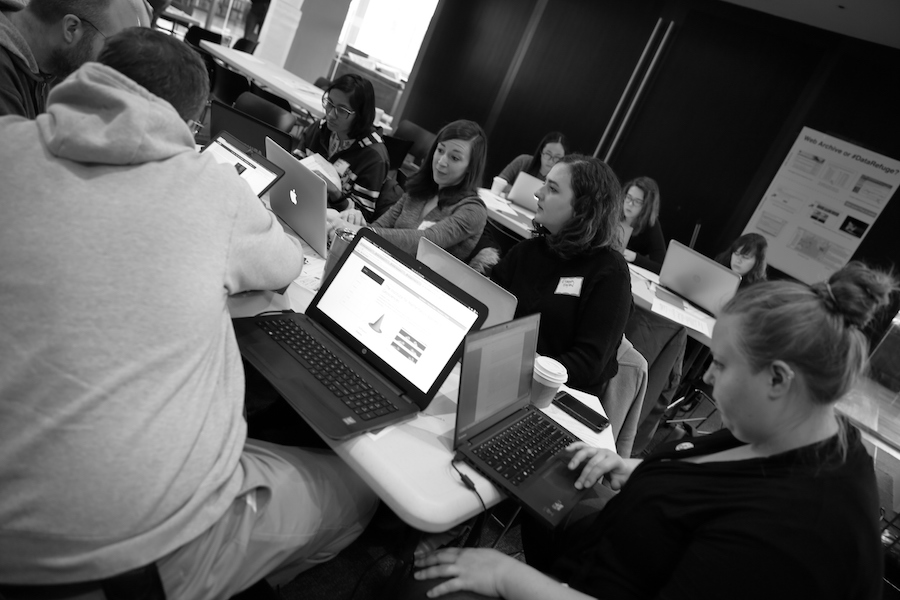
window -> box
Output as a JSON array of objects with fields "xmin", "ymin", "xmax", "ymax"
[{"xmin": 338, "ymin": 0, "xmax": 439, "ymax": 80}]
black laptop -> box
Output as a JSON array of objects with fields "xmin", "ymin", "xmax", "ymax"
[
  {"xmin": 233, "ymin": 229, "xmax": 488, "ymax": 439},
  {"xmin": 454, "ymin": 314, "xmax": 589, "ymax": 528},
  {"xmin": 209, "ymin": 99, "xmax": 293, "ymax": 155}
]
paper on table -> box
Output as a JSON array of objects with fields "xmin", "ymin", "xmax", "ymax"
[
  {"xmin": 477, "ymin": 189, "xmax": 518, "ymax": 215},
  {"xmin": 650, "ymin": 296, "xmax": 712, "ymax": 337},
  {"xmin": 299, "ymin": 153, "xmax": 341, "ymax": 192},
  {"xmin": 628, "ymin": 264, "xmax": 660, "ymax": 284}
]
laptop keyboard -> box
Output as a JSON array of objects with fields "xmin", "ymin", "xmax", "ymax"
[
  {"xmin": 257, "ymin": 318, "xmax": 400, "ymax": 421},
  {"xmin": 472, "ymin": 411, "xmax": 575, "ymax": 486}
]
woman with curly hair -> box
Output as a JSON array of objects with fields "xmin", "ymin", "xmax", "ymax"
[{"xmin": 490, "ymin": 154, "xmax": 632, "ymax": 397}]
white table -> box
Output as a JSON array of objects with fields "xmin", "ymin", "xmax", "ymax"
[
  {"xmin": 200, "ymin": 41, "xmax": 326, "ymax": 119},
  {"xmin": 228, "ymin": 200, "xmax": 616, "ymax": 532},
  {"xmin": 627, "ymin": 264, "xmax": 715, "ymax": 346},
  {"xmin": 479, "ymin": 188, "xmax": 535, "ymax": 240}
]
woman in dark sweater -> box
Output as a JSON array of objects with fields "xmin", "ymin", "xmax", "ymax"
[
  {"xmin": 295, "ymin": 74, "xmax": 389, "ymax": 219},
  {"xmin": 411, "ymin": 262, "xmax": 892, "ymax": 600},
  {"xmin": 490, "ymin": 155, "xmax": 632, "ymax": 397},
  {"xmin": 621, "ymin": 176, "xmax": 666, "ymax": 273}
]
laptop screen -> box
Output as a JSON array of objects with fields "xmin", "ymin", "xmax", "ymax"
[
  {"xmin": 202, "ymin": 133, "xmax": 283, "ymax": 197},
  {"xmin": 316, "ymin": 235, "xmax": 482, "ymax": 394},
  {"xmin": 455, "ymin": 315, "xmax": 539, "ymax": 445}
]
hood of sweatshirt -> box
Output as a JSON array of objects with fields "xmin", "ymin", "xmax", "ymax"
[
  {"xmin": 35, "ymin": 62, "xmax": 196, "ymax": 165},
  {"xmin": 0, "ymin": 1, "xmax": 39, "ymax": 75}
]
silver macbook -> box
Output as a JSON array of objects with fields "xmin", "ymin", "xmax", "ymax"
[
  {"xmin": 507, "ymin": 172, "xmax": 542, "ymax": 213},
  {"xmin": 657, "ymin": 239, "xmax": 741, "ymax": 317},
  {"xmin": 265, "ymin": 137, "xmax": 328, "ymax": 258},
  {"xmin": 416, "ymin": 238, "xmax": 517, "ymax": 328}
]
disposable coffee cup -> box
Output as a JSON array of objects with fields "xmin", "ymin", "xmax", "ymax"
[
  {"xmin": 322, "ymin": 228, "xmax": 355, "ymax": 283},
  {"xmin": 531, "ymin": 356, "xmax": 568, "ymax": 408},
  {"xmin": 490, "ymin": 176, "xmax": 507, "ymax": 195}
]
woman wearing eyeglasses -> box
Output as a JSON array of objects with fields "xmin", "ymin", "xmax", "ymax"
[
  {"xmin": 327, "ymin": 119, "xmax": 488, "ymax": 262},
  {"xmin": 494, "ymin": 131, "xmax": 570, "ymax": 195},
  {"xmin": 294, "ymin": 74, "xmax": 389, "ymax": 220},
  {"xmin": 621, "ymin": 176, "xmax": 666, "ymax": 273}
]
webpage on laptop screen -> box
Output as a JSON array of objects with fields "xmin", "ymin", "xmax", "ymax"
[
  {"xmin": 316, "ymin": 237, "xmax": 480, "ymax": 392},
  {"xmin": 204, "ymin": 136, "xmax": 278, "ymax": 196}
]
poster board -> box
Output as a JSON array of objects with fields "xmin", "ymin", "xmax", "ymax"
[{"xmin": 743, "ymin": 127, "xmax": 900, "ymax": 284}]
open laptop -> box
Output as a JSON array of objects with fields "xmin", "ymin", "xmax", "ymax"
[
  {"xmin": 210, "ymin": 99, "xmax": 293, "ymax": 155},
  {"xmin": 200, "ymin": 131, "xmax": 284, "ymax": 197},
  {"xmin": 416, "ymin": 238, "xmax": 517, "ymax": 328},
  {"xmin": 657, "ymin": 239, "xmax": 741, "ymax": 317},
  {"xmin": 265, "ymin": 137, "xmax": 328, "ymax": 258},
  {"xmin": 234, "ymin": 229, "xmax": 488, "ymax": 440},
  {"xmin": 453, "ymin": 314, "xmax": 589, "ymax": 528},
  {"xmin": 507, "ymin": 171, "xmax": 543, "ymax": 213}
]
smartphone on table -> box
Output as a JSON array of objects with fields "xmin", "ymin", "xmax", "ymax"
[{"xmin": 552, "ymin": 391, "xmax": 610, "ymax": 433}]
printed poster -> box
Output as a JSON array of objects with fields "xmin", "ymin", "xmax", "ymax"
[{"xmin": 743, "ymin": 127, "xmax": 900, "ymax": 284}]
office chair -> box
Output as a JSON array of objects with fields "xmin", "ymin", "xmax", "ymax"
[
  {"xmin": 249, "ymin": 82, "xmax": 291, "ymax": 112},
  {"xmin": 393, "ymin": 119, "xmax": 436, "ymax": 169},
  {"xmin": 232, "ymin": 37, "xmax": 258, "ymax": 54},
  {"xmin": 210, "ymin": 62, "xmax": 250, "ymax": 107},
  {"xmin": 599, "ymin": 335, "xmax": 648, "ymax": 458},
  {"xmin": 184, "ymin": 25, "xmax": 222, "ymax": 49},
  {"xmin": 382, "ymin": 135, "xmax": 414, "ymax": 171},
  {"xmin": 234, "ymin": 92, "xmax": 297, "ymax": 133}
]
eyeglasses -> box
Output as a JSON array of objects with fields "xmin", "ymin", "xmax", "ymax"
[
  {"xmin": 541, "ymin": 150, "xmax": 564, "ymax": 164},
  {"xmin": 322, "ymin": 95, "xmax": 355, "ymax": 119},
  {"xmin": 624, "ymin": 194, "xmax": 645, "ymax": 207},
  {"xmin": 187, "ymin": 119, "xmax": 203, "ymax": 136},
  {"xmin": 78, "ymin": 16, "xmax": 108, "ymax": 39},
  {"xmin": 732, "ymin": 252, "xmax": 753, "ymax": 260}
]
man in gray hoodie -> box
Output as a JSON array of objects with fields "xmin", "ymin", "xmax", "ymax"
[
  {"xmin": 0, "ymin": 0, "xmax": 150, "ymax": 117},
  {"xmin": 0, "ymin": 27, "xmax": 377, "ymax": 599}
]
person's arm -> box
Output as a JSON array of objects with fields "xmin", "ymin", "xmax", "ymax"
[
  {"xmin": 414, "ymin": 548, "xmax": 596, "ymax": 600},
  {"xmin": 344, "ymin": 148, "xmax": 389, "ymax": 222},
  {"xmin": 628, "ymin": 221, "xmax": 666, "ymax": 273},
  {"xmin": 224, "ymin": 191, "xmax": 303, "ymax": 294},
  {"xmin": 371, "ymin": 199, "xmax": 487, "ymax": 257},
  {"xmin": 555, "ymin": 262, "xmax": 632, "ymax": 390}
]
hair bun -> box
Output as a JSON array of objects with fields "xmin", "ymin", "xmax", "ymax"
[{"xmin": 816, "ymin": 262, "xmax": 897, "ymax": 329}]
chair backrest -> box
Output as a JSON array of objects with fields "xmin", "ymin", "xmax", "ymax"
[
  {"xmin": 600, "ymin": 335, "xmax": 648, "ymax": 457},
  {"xmin": 185, "ymin": 25, "xmax": 222, "ymax": 49},
  {"xmin": 232, "ymin": 37, "xmax": 258, "ymax": 54},
  {"xmin": 234, "ymin": 91, "xmax": 297, "ymax": 133},
  {"xmin": 210, "ymin": 62, "xmax": 250, "ymax": 107},
  {"xmin": 382, "ymin": 135, "xmax": 414, "ymax": 171},
  {"xmin": 249, "ymin": 82, "xmax": 292, "ymax": 112},
  {"xmin": 393, "ymin": 119, "xmax": 436, "ymax": 166}
]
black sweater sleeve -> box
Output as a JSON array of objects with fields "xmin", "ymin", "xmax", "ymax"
[
  {"xmin": 627, "ymin": 220, "xmax": 666, "ymax": 273},
  {"xmin": 492, "ymin": 240, "xmax": 632, "ymax": 395}
]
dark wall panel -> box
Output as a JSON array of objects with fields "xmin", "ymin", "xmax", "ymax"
[
  {"xmin": 401, "ymin": 0, "xmax": 538, "ymax": 135},
  {"xmin": 609, "ymin": 4, "xmax": 826, "ymax": 257},
  {"xmin": 484, "ymin": 0, "xmax": 663, "ymax": 178}
]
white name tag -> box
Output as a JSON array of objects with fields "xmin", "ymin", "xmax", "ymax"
[
  {"xmin": 555, "ymin": 277, "xmax": 583, "ymax": 296},
  {"xmin": 418, "ymin": 221, "xmax": 436, "ymax": 230}
]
